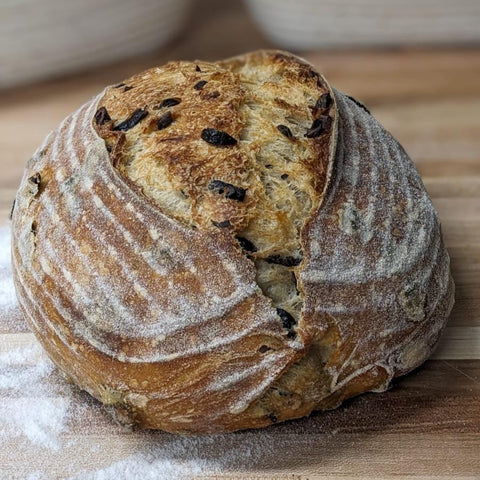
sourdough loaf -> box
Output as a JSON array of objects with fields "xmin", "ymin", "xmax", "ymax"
[{"xmin": 11, "ymin": 50, "xmax": 454, "ymax": 433}]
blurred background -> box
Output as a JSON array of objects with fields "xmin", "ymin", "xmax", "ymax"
[
  {"xmin": 1, "ymin": 3, "xmax": 480, "ymax": 477},
  {"xmin": 2, "ymin": 0, "xmax": 480, "ymax": 88},
  {"xmin": 1, "ymin": 0, "xmax": 479, "ymax": 217}
]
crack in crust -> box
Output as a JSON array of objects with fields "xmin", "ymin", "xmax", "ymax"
[
  {"xmin": 94, "ymin": 51, "xmax": 334, "ymax": 342},
  {"xmin": 90, "ymin": 51, "xmax": 340, "ymax": 428}
]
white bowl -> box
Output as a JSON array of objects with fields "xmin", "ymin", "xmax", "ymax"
[
  {"xmin": 0, "ymin": 0, "xmax": 192, "ymax": 88},
  {"xmin": 245, "ymin": 0, "xmax": 480, "ymax": 49}
]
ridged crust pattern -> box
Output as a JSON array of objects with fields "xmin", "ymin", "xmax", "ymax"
[{"xmin": 11, "ymin": 51, "xmax": 454, "ymax": 433}]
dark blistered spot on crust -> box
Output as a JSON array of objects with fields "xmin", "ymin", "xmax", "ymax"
[
  {"xmin": 113, "ymin": 109, "xmax": 148, "ymax": 131},
  {"xmin": 208, "ymin": 180, "xmax": 246, "ymax": 201},
  {"xmin": 114, "ymin": 83, "xmax": 126, "ymax": 88},
  {"xmin": 94, "ymin": 107, "xmax": 111, "ymax": 126},
  {"xmin": 157, "ymin": 111, "xmax": 174, "ymax": 130},
  {"xmin": 266, "ymin": 255, "xmax": 302, "ymax": 267},
  {"xmin": 236, "ymin": 236, "xmax": 257, "ymax": 253},
  {"xmin": 277, "ymin": 124, "xmax": 294, "ymax": 139},
  {"xmin": 201, "ymin": 128, "xmax": 237, "ymax": 147}
]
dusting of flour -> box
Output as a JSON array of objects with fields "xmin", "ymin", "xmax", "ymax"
[
  {"xmin": 0, "ymin": 342, "xmax": 70, "ymax": 450},
  {"xmin": 1, "ymin": 224, "xmax": 70, "ymax": 451},
  {"xmin": 0, "ymin": 226, "xmax": 304, "ymax": 479},
  {"xmin": 69, "ymin": 435, "xmax": 281, "ymax": 480},
  {"xmin": 0, "ymin": 226, "xmax": 16, "ymax": 312}
]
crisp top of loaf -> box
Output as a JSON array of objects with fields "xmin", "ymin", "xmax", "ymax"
[
  {"xmin": 95, "ymin": 51, "xmax": 332, "ymax": 241},
  {"xmin": 94, "ymin": 50, "xmax": 336, "ymax": 343}
]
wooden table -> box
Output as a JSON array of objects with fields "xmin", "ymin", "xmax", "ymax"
[{"xmin": 1, "ymin": 2, "xmax": 479, "ymax": 479}]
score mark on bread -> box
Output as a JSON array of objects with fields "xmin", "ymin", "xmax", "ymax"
[{"xmin": 11, "ymin": 50, "xmax": 454, "ymax": 434}]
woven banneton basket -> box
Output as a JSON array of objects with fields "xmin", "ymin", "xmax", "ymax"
[
  {"xmin": 245, "ymin": 0, "xmax": 480, "ymax": 49},
  {"xmin": 0, "ymin": 0, "xmax": 192, "ymax": 89}
]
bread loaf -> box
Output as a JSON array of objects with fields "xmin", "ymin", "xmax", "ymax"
[{"xmin": 11, "ymin": 50, "xmax": 454, "ymax": 433}]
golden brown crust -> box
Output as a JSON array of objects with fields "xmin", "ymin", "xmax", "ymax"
[{"xmin": 11, "ymin": 50, "xmax": 454, "ymax": 434}]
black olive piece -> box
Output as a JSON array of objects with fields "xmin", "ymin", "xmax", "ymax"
[
  {"xmin": 195, "ymin": 65, "xmax": 201, "ymax": 72},
  {"xmin": 305, "ymin": 115, "xmax": 332, "ymax": 138},
  {"xmin": 157, "ymin": 111, "xmax": 173, "ymax": 130},
  {"xmin": 94, "ymin": 107, "xmax": 111, "ymax": 126},
  {"xmin": 281, "ymin": 173, "xmax": 289, "ymax": 180},
  {"xmin": 315, "ymin": 92, "xmax": 332, "ymax": 110},
  {"xmin": 28, "ymin": 173, "xmax": 41, "ymax": 186},
  {"xmin": 113, "ymin": 108, "xmax": 148, "ymax": 131},
  {"xmin": 201, "ymin": 128, "xmax": 237, "ymax": 147},
  {"xmin": 194, "ymin": 80, "xmax": 208, "ymax": 90},
  {"xmin": 277, "ymin": 124, "xmax": 294, "ymax": 139},
  {"xmin": 123, "ymin": 85, "xmax": 133, "ymax": 92},
  {"xmin": 276, "ymin": 308, "xmax": 296, "ymax": 337},
  {"xmin": 208, "ymin": 180, "xmax": 246, "ymax": 202},
  {"xmin": 158, "ymin": 98, "xmax": 181, "ymax": 108},
  {"xmin": 265, "ymin": 164, "xmax": 273, "ymax": 169},
  {"xmin": 268, "ymin": 413, "xmax": 278, "ymax": 423},
  {"xmin": 266, "ymin": 255, "xmax": 302, "ymax": 267},
  {"xmin": 236, "ymin": 236, "xmax": 257, "ymax": 253},
  {"xmin": 212, "ymin": 220, "xmax": 231, "ymax": 228},
  {"xmin": 258, "ymin": 345, "xmax": 273, "ymax": 354},
  {"xmin": 346, "ymin": 95, "xmax": 371, "ymax": 114}
]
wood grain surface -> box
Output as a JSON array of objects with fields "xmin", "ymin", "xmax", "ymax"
[{"xmin": 0, "ymin": 1, "xmax": 479, "ymax": 479}]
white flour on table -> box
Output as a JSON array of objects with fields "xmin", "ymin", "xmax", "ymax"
[
  {"xmin": 0, "ymin": 226, "xmax": 70, "ymax": 452},
  {"xmin": 0, "ymin": 225, "xmax": 313, "ymax": 480},
  {"xmin": 0, "ymin": 225, "xmax": 16, "ymax": 312}
]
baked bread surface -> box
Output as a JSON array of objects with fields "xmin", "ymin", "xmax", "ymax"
[{"xmin": 11, "ymin": 50, "xmax": 454, "ymax": 433}]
